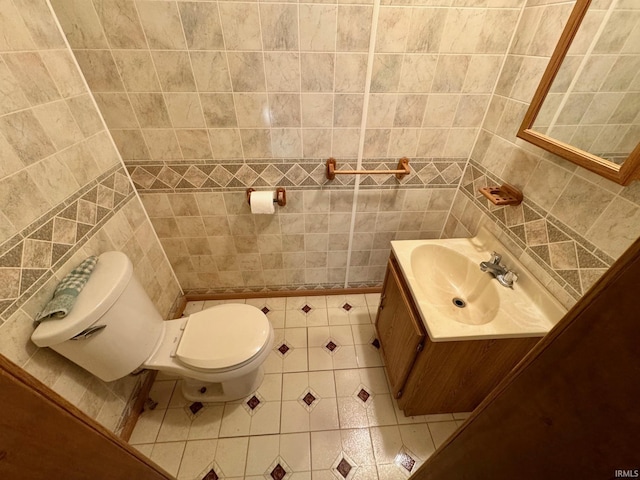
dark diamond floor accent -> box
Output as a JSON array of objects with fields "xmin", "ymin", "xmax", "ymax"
[
  {"xmin": 278, "ymin": 344, "xmax": 290, "ymax": 355},
  {"xmin": 247, "ymin": 395, "xmax": 260, "ymax": 410},
  {"xmin": 342, "ymin": 303, "xmax": 352, "ymax": 311},
  {"xmin": 189, "ymin": 402, "xmax": 204, "ymax": 415},
  {"xmin": 336, "ymin": 458, "xmax": 352, "ymax": 478},
  {"xmin": 301, "ymin": 304, "xmax": 312, "ymax": 314},
  {"xmin": 271, "ymin": 463, "xmax": 287, "ymax": 480},
  {"xmin": 397, "ymin": 451, "xmax": 416, "ymax": 472},
  {"xmin": 326, "ymin": 341, "xmax": 337, "ymax": 352},
  {"xmin": 202, "ymin": 469, "xmax": 219, "ymax": 480},
  {"xmin": 303, "ymin": 392, "xmax": 316, "ymax": 406},
  {"xmin": 357, "ymin": 389, "xmax": 370, "ymax": 403},
  {"xmin": 261, "ymin": 306, "xmax": 270, "ymax": 314},
  {"xmin": 371, "ymin": 338, "xmax": 380, "ymax": 349}
]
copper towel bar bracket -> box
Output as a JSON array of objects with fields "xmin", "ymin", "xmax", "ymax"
[{"xmin": 326, "ymin": 158, "xmax": 410, "ymax": 180}]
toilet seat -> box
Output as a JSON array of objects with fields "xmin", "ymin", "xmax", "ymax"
[{"xmin": 176, "ymin": 304, "xmax": 271, "ymax": 371}]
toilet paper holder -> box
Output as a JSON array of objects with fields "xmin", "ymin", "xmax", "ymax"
[{"xmin": 246, "ymin": 187, "xmax": 286, "ymax": 207}]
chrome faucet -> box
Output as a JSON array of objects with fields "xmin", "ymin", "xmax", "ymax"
[{"xmin": 480, "ymin": 252, "xmax": 518, "ymax": 288}]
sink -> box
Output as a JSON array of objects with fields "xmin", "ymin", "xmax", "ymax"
[
  {"xmin": 391, "ymin": 228, "xmax": 567, "ymax": 341},
  {"xmin": 410, "ymin": 244, "xmax": 500, "ymax": 326}
]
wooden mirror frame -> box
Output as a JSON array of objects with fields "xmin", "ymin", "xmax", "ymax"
[{"xmin": 517, "ymin": 0, "xmax": 640, "ymax": 186}]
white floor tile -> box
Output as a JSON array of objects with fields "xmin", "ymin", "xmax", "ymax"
[
  {"xmin": 156, "ymin": 407, "xmax": 192, "ymax": 442},
  {"xmin": 266, "ymin": 310, "xmax": 286, "ymax": 329},
  {"xmin": 219, "ymin": 402, "xmax": 251, "ymax": 437},
  {"xmin": 177, "ymin": 439, "xmax": 217, "ymax": 480},
  {"xmin": 367, "ymin": 394, "xmax": 398, "ymax": 426},
  {"xmin": 399, "ymin": 423, "xmax": 436, "ymax": 463},
  {"xmin": 245, "ymin": 434, "xmax": 280, "ymax": 476},
  {"xmin": 354, "ymin": 344, "xmax": 383, "ymax": 368},
  {"xmin": 280, "ymin": 432, "xmax": 311, "ymax": 472},
  {"xmin": 183, "ymin": 301, "xmax": 204, "ymax": 315},
  {"xmin": 370, "ymin": 425, "xmax": 402, "ymax": 464},
  {"xmin": 332, "ymin": 345, "xmax": 359, "ymax": 369},
  {"xmin": 337, "ymin": 396, "xmax": 369, "ymax": 429},
  {"xmin": 249, "ymin": 401, "xmax": 281, "ymax": 435},
  {"xmin": 392, "ymin": 400, "xmax": 425, "ymax": 425},
  {"xmin": 364, "ymin": 293, "xmax": 381, "ymax": 308},
  {"xmin": 149, "ymin": 441, "xmax": 186, "ymax": 477},
  {"xmin": 428, "ymin": 420, "xmax": 459, "ymax": 448},
  {"xmin": 214, "ymin": 437, "xmax": 249, "ymax": 478},
  {"xmin": 340, "ymin": 428, "xmax": 376, "ymax": 466},
  {"xmin": 353, "ymin": 465, "xmax": 380, "ymax": 479},
  {"xmin": 188, "ymin": 405, "xmax": 224, "ymax": 440},
  {"xmin": 257, "ymin": 373, "xmax": 283, "ymax": 401},
  {"xmin": 129, "ymin": 408, "xmax": 166, "ymax": 444},
  {"xmin": 309, "ymin": 370, "xmax": 336, "ymax": 398},
  {"xmin": 351, "ymin": 324, "xmax": 376, "ymax": 345},
  {"xmin": 137, "ymin": 293, "xmax": 474, "ymax": 478},
  {"xmin": 310, "ymin": 430, "xmax": 342, "ymax": 470},
  {"xmin": 309, "ymin": 397, "xmax": 339, "ymax": 431},
  {"xmin": 308, "ymin": 347, "xmax": 333, "ymax": 371},
  {"xmin": 280, "ymin": 400, "xmax": 311, "ymax": 433}
]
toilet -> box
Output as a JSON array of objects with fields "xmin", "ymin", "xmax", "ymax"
[{"xmin": 30, "ymin": 251, "xmax": 274, "ymax": 402}]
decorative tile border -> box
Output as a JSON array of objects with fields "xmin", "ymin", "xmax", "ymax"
[
  {"xmin": 462, "ymin": 160, "xmax": 613, "ymax": 300},
  {"xmin": 0, "ymin": 166, "xmax": 134, "ymax": 322},
  {"xmin": 182, "ymin": 281, "xmax": 382, "ymax": 297},
  {"xmin": 127, "ymin": 158, "xmax": 467, "ymax": 193}
]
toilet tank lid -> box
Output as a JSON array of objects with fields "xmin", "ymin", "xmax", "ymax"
[{"xmin": 31, "ymin": 251, "xmax": 133, "ymax": 347}]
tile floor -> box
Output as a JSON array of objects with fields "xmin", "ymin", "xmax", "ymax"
[{"xmin": 130, "ymin": 294, "xmax": 470, "ymax": 480}]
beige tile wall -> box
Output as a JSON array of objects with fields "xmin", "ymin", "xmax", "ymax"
[
  {"xmin": 447, "ymin": 0, "xmax": 640, "ymax": 308},
  {"xmin": 140, "ymin": 185, "xmax": 456, "ymax": 292},
  {"xmin": 0, "ymin": 0, "xmax": 181, "ymax": 433},
  {"xmin": 49, "ymin": 0, "xmax": 527, "ymax": 292}
]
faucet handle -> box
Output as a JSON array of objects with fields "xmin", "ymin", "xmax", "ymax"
[
  {"xmin": 504, "ymin": 270, "xmax": 518, "ymax": 285},
  {"xmin": 490, "ymin": 251, "xmax": 502, "ymax": 264}
]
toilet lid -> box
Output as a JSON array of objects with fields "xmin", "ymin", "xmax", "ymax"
[{"xmin": 176, "ymin": 304, "xmax": 271, "ymax": 370}]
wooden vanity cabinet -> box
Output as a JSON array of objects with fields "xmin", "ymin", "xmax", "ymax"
[
  {"xmin": 375, "ymin": 253, "xmax": 541, "ymax": 416},
  {"xmin": 375, "ymin": 257, "xmax": 426, "ymax": 398}
]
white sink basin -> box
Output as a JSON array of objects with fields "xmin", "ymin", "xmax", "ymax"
[
  {"xmin": 392, "ymin": 228, "xmax": 567, "ymax": 341},
  {"xmin": 410, "ymin": 244, "xmax": 500, "ymax": 326}
]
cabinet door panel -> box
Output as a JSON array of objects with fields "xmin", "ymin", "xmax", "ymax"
[{"xmin": 375, "ymin": 259, "xmax": 425, "ymax": 396}]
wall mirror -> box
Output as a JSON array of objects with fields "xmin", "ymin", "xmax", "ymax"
[{"xmin": 517, "ymin": 0, "xmax": 640, "ymax": 185}]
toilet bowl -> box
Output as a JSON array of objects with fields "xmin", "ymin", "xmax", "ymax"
[
  {"xmin": 142, "ymin": 303, "xmax": 274, "ymax": 401},
  {"xmin": 31, "ymin": 251, "xmax": 274, "ymax": 402}
]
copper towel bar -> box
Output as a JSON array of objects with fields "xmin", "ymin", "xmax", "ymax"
[{"xmin": 326, "ymin": 158, "xmax": 410, "ymax": 180}]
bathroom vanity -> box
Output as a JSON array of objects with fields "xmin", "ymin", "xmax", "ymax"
[{"xmin": 375, "ymin": 229, "xmax": 566, "ymax": 415}]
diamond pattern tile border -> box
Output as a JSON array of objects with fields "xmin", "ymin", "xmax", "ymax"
[
  {"xmin": 461, "ymin": 160, "xmax": 614, "ymax": 301},
  {"xmin": 0, "ymin": 165, "xmax": 133, "ymax": 322},
  {"xmin": 127, "ymin": 158, "xmax": 466, "ymax": 193}
]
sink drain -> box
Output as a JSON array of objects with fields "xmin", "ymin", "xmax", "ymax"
[{"xmin": 452, "ymin": 297, "xmax": 466, "ymax": 308}]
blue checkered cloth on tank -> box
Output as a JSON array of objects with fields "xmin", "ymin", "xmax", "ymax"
[{"xmin": 35, "ymin": 256, "xmax": 98, "ymax": 324}]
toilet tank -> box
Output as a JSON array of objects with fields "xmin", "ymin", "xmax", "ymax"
[{"xmin": 31, "ymin": 251, "xmax": 165, "ymax": 382}]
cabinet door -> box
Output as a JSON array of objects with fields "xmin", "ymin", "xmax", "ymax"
[{"xmin": 375, "ymin": 258, "xmax": 426, "ymax": 397}]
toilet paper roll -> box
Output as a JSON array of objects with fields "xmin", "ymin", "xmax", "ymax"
[{"xmin": 250, "ymin": 190, "xmax": 275, "ymax": 214}]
